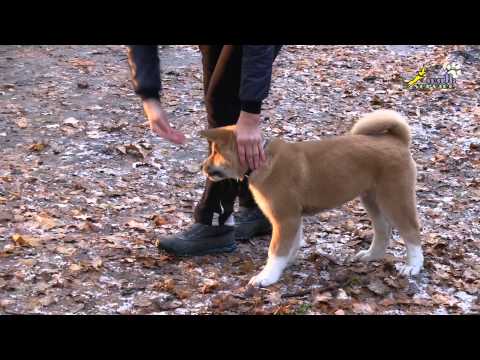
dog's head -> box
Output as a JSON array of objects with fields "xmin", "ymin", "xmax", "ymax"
[{"xmin": 199, "ymin": 125, "xmax": 248, "ymax": 182}]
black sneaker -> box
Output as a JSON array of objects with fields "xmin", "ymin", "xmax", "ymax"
[
  {"xmin": 156, "ymin": 223, "xmax": 236, "ymax": 256},
  {"xmin": 234, "ymin": 207, "xmax": 272, "ymax": 241}
]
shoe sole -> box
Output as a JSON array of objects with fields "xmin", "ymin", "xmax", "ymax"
[{"xmin": 161, "ymin": 243, "xmax": 238, "ymax": 257}]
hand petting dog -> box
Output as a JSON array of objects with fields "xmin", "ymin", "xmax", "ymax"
[{"xmin": 235, "ymin": 111, "xmax": 266, "ymax": 171}]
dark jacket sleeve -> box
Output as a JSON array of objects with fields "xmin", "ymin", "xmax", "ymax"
[
  {"xmin": 127, "ymin": 45, "xmax": 161, "ymax": 100},
  {"xmin": 239, "ymin": 45, "xmax": 281, "ymax": 114}
]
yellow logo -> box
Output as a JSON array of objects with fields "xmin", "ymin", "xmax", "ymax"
[{"xmin": 405, "ymin": 66, "xmax": 427, "ymax": 89}]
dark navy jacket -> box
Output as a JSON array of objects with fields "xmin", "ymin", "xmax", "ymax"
[{"xmin": 127, "ymin": 45, "xmax": 282, "ymax": 114}]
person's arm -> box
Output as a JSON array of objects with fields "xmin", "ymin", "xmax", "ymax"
[
  {"xmin": 236, "ymin": 45, "xmax": 280, "ymax": 170},
  {"xmin": 127, "ymin": 45, "xmax": 185, "ymax": 144},
  {"xmin": 127, "ymin": 45, "xmax": 161, "ymax": 100},
  {"xmin": 239, "ymin": 45, "xmax": 276, "ymax": 114}
]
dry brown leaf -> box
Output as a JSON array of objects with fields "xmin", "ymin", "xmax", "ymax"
[
  {"xmin": 39, "ymin": 295, "xmax": 55, "ymax": 307},
  {"xmin": 35, "ymin": 282, "xmax": 49, "ymax": 293},
  {"xmin": 11, "ymin": 234, "xmax": 41, "ymax": 247},
  {"xmin": 352, "ymin": 302, "xmax": 375, "ymax": 314},
  {"xmin": 0, "ymin": 299, "xmax": 14, "ymax": 308},
  {"xmin": 16, "ymin": 117, "xmax": 28, "ymax": 129},
  {"xmin": 35, "ymin": 214, "xmax": 60, "ymax": 230},
  {"xmin": 115, "ymin": 145, "xmax": 127, "ymax": 155},
  {"xmin": 0, "ymin": 210, "xmax": 13, "ymax": 223},
  {"xmin": 379, "ymin": 298, "xmax": 396, "ymax": 307},
  {"xmin": 56, "ymin": 245, "xmax": 76, "ymax": 256},
  {"xmin": 91, "ymin": 257, "xmax": 103, "ymax": 270},
  {"xmin": 152, "ymin": 215, "xmax": 168, "ymax": 227},
  {"xmin": 28, "ymin": 142, "xmax": 47, "ymax": 152},
  {"xmin": 134, "ymin": 296, "xmax": 153, "ymax": 308},
  {"xmin": 200, "ymin": 279, "xmax": 220, "ymax": 294},
  {"xmin": 69, "ymin": 263, "xmax": 82, "ymax": 272},
  {"xmin": 19, "ymin": 259, "xmax": 37, "ymax": 267},
  {"xmin": 266, "ymin": 291, "xmax": 282, "ymax": 305},
  {"xmin": 116, "ymin": 144, "xmax": 151, "ymax": 159},
  {"xmin": 80, "ymin": 221, "xmax": 98, "ymax": 232},
  {"xmin": 126, "ymin": 219, "xmax": 148, "ymax": 232},
  {"xmin": 432, "ymin": 293, "xmax": 458, "ymax": 307},
  {"xmin": 313, "ymin": 291, "xmax": 334, "ymax": 304},
  {"xmin": 367, "ymin": 279, "xmax": 389, "ymax": 295}
]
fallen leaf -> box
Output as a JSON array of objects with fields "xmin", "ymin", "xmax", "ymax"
[
  {"xmin": 0, "ymin": 299, "xmax": 14, "ymax": 308},
  {"xmin": 35, "ymin": 282, "xmax": 49, "ymax": 293},
  {"xmin": 115, "ymin": 145, "xmax": 127, "ymax": 155},
  {"xmin": 162, "ymin": 278, "xmax": 176, "ymax": 292},
  {"xmin": 16, "ymin": 117, "xmax": 28, "ymax": 129},
  {"xmin": 379, "ymin": 298, "xmax": 396, "ymax": 307},
  {"xmin": 117, "ymin": 144, "xmax": 151, "ymax": 159},
  {"xmin": 352, "ymin": 302, "xmax": 375, "ymax": 314},
  {"xmin": 91, "ymin": 257, "xmax": 103, "ymax": 270},
  {"xmin": 63, "ymin": 117, "xmax": 80, "ymax": 127},
  {"xmin": 56, "ymin": 245, "xmax": 76, "ymax": 256},
  {"xmin": 313, "ymin": 291, "xmax": 334, "ymax": 305},
  {"xmin": 0, "ymin": 210, "xmax": 13, "ymax": 223},
  {"xmin": 69, "ymin": 263, "xmax": 82, "ymax": 272},
  {"xmin": 126, "ymin": 219, "xmax": 148, "ymax": 232},
  {"xmin": 35, "ymin": 213, "xmax": 60, "ymax": 230},
  {"xmin": 152, "ymin": 215, "xmax": 168, "ymax": 226},
  {"xmin": 19, "ymin": 259, "xmax": 36, "ymax": 267},
  {"xmin": 367, "ymin": 279, "xmax": 389, "ymax": 295},
  {"xmin": 11, "ymin": 234, "xmax": 41, "ymax": 247},
  {"xmin": 80, "ymin": 221, "xmax": 98, "ymax": 232},
  {"xmin": 334, "ymin": 309, "xmax": 345, "ymax": 315},
  {"xmin": 39, "ymin": 295, "xmax": 55, "ymax": 307},
  {"xmin": 266, "ymin": 291, "xmax": 282, "ymax": 305},
  {"xmin": 153, "ymin": 297, "xmax": 182, "ymax": 311},
  {"xmin": 174, "ymin": 288, "xmax": 192, "ymax": 300},
  {"xmin": 134, "ymin": 296, "xmax": 153, "ymax": 308},
  {"xmin": 432, "ymin": 293, "xmax": 458, "ymax": 307},
  {"xmin": 28, "ymin": 141, "xmax": 47, "ymax": 152}
]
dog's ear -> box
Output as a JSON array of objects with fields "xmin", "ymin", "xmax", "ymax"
[{"xmin": 199, "ymin": 127, "xmax": 235, "ymax": 143}]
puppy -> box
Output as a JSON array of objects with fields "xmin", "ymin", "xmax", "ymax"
[{"xmin": 200, "ymin": 110, "xmax": 423, "ymax": 287}]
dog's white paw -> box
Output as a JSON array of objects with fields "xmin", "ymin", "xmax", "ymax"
[
  {"xmin": 399, "ymin": 244, "xmax": 423, "ymax": 276},
  {"xmin": 398, "ymin": 264, "xmax": 422, "ymax": 277},
  {"xmin": 353, "ymin": 249, "xmax": 385, "ymax": 262},
  {"xmin": 248, "ymin": 270, "xmax": 280, "ymax": 288}
]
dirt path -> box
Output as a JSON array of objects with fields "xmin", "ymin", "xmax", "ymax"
[{"xmin": 0, "ymin": 45, "xmax": 479, "ymax": 314}]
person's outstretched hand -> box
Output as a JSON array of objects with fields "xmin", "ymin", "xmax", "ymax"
[
  {"xmin": 235, "ymin": 111, "xmax": 266, "ymax": 170},
  {"xmin": 143, "ymin": 99, "xmax": 186, "ymax": 144}
]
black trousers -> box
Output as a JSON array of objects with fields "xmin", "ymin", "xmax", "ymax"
[{"xmin": 193, "ymin": 45, "xmax": 257, "ymax": 226}]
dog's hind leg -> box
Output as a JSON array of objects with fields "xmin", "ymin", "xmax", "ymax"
[
  {"xmin": 249, "ymin": 215, "xmax": 301, "ymax": 287},
  {"xmin": 354, "ymin": 192, "xmax": 391, "ymax": 262},
  {"xmin": 375, "ymin": 175, "xmax": 423, "ymax": 276}
]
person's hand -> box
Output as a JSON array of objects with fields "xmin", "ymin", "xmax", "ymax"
[
  {"xmin": 143, "ymin": 99, "xmax": 186, "ymax": 144},
  {"xmin": 235, "ymin": 111, "xmax": 266, "ymax": 170}
]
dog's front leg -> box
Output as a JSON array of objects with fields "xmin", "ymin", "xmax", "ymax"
[{"xmin": 249, "ymin": 217, "xmax": 301, "ymax": 287}]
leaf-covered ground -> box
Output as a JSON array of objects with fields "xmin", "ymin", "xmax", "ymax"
[{"xmin": 0, "ymin": 45, "xmax": 479, "ymax": 315}]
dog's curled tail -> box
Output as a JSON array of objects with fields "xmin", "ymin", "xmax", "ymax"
[{"xmin": 351, "ymin": 109, "xmax": 411, "ymax": 146}]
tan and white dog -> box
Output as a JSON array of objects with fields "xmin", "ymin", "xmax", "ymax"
[{"xmin": 200, "ymin": 110, "xmax": 423, "ymax": 287}]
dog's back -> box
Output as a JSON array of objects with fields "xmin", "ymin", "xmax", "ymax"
[{"xmin": 255, "ymin": 110, "xmax": 415, "ymax": 213}]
